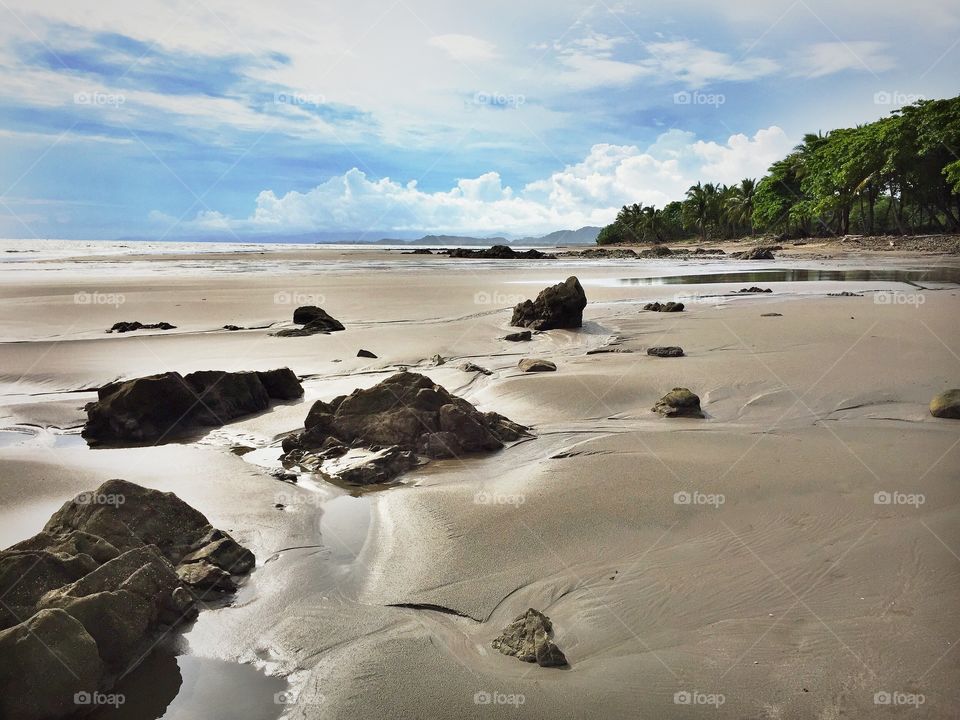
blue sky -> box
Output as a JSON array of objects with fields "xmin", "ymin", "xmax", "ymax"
[{"xmin": 0, "ymin": 0, "xmax": 957, "ymax": 240}]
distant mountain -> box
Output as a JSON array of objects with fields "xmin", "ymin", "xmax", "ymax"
[
  {"xmin": 375, "ymin": 226, "xmax": 601, "ymax": 247},
  {"xmin": 519, "ymin": 227, "xmax": 601, "ymax": 245}
]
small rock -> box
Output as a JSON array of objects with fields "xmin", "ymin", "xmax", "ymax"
[
  {"xmin": 652, "ymin": 388, "xmax": 704, "ymax": 418},
  {"xmin": 827, "ymin": 291, "xmax": 862, "ymax": 297},
  {"xmin": 357, "ymin": 349, "xmax": 377, "ymax": 358},
  {"xmin": 460, "ymin": 362, "xmax": 493, "ymax": 376},
  {"xmin": 108, "ymin": 321, "xmax": 176, "ymax": 333},
  {"xmin": 222, "ymin": 324, "xmax": 242, "ymax": 331},
  {"xmin": 761, "ymin": 312, "xmax": 783, "ymax": 317},
  {"xmin": 492, "ymin": 608, "xmax": 568, "ymax": 667},
  {"xmin": 930, "ymin": 389, "xmax": 960, "ymax": 419},
  {"xmin": 504, "ymin": 330, "xmax": 532, "ymax": 342},
  {"xmin": 647, "ymin": 346, "xmax": 684, "ymax": 357},
  {"xmin": 643, "ymin": 301, "xmax": 684, "ymax": 312},
  {"xmin": 518, "ymin": 358, "xmax": 557, "ymax": 373},
  {"xmin": 736, "ymin": 287, "xmax": 772, "ymax": 293},
  {"xmin": 431, "ymin": 354, "xmax": 445, "ymax": 366}
]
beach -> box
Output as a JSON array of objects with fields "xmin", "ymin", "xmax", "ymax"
[{"xmin": 1, "ymin": 239, "xmax": 958, "ymax": 719}]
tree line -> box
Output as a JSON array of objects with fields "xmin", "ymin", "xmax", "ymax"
[{"xmin": 597, "ymin": 95, "xmax": 960, "ymax": 245}]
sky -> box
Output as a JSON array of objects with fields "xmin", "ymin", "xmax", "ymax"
[{"xmin": 0, "ymin": 0, "xmax": 957, "ymax": 240}]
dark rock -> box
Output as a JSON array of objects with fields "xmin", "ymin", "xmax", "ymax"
[
  {"xmin": 0, "ymin": 609, "xmax": 103, "ymax": 720},
  {"xmin": 0, "ymin": 550, "xmax": 95, "ymax": 630},
  {"xmin": 460, "ymin": 362, "xmax": 493, "ymax": 376},
  {"xmin": 222, "ymin": 324, "xmax": 242, "ymax": 331},
  {"xmin": 518, "ymin": 358, "xmax": 557, "ymax": 373},
  {"xmin": 930, "ymin": 389, "xmax": 960, "ymax": 419},
  {"xmin": 638, "ymin": 245, "xmax": 673, "ymax": 258},
  {"xmin": 445, "ymin": 245, "xmax": 555, "ymax": 260},
  {"xmin": 761, "ymin": 312, "xmax": 783, "ymax": 317},
  {"xmin": 643, "ymin": 301, "xmax": 684, "ymax": 312},
  {"xmin": 504, "ymin": 330, "xmax": 532, "ymax": 342},
  {"xmin": 492, "ymin": 608, "xmax": 568, "ymax": 667},
  {"xmin": 108, "ymin": 321, "xmax": 176, "ymax": 333},
  {"xmin": 292, "ymin": 306, "xmax": 345, "ymax": 329},
  {"xmin": 732, "ymin": 246, "xmax": 776, "ymax": 260},
  {"xmin": 652, "ymin": 388, "xmax": 704, "ymax": 418},
  {"xmin": 647, "ymin": 346, "xmax": 684, "ymax": 357},
  {"xmin": 357, "ymin": 349, "xmax": 378, "ymax": 358},
  {"xmin": 510, "ymin": 276, "xmax": 587, "ymax": 330},
  {"xmin": 403, "ymin": 248, "xmax": 433, "ymax": 254},
  {"xmin": 586, "ymin": 347, "xmax": 633, "ymax": 355},
  {"xmin": 82, "ymin": 369, "xmax": 302, "ymax": 445},
  {"xmin": 827, "ymin": 291, "xmax": 862, "ymax": 297},
  {"xmin": 737, "ymin": 287, "xmax": 772, "ymax": 293},
  {"xmin": 176, "ymin": 561, "xmax": 236, "ymax": 592}
]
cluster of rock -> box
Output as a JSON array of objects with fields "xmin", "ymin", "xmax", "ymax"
[
  {"xmin": 828, "ymin": 291, "xmax": 862, "ymax": 297},
  {"xmin": 510, "ymin": 276, "xmax": 588, "ymax": 330},
  {"xmin": 108, "ymin": 321, "xmax": 176, "ymax": 333},
  {"xmin": 638, "ymin": 245, "xmax": 674, "ymax": 258},
  {"xmin": 647, "ymin": 346, "xmax": 684, "ymax": 357},
  {"xmin": 737, "ymin": 287, "xmax": 772, "ymax": 294},
  {"xmin": 0, "ymin": 479, "xmax": 254, "ymax": 720},
  {"xmin": 82, "ymin": 368, "xmax": 302, "ymax": 445},
  {"xmin": 442, "ymin": 245, "xmax": 555, "ymax": 260},
  {"xmin": 730, "ymin": 246, "xmax": 777, "ymax": 260},
  {"xmin": 281, "ymin": 372, "xmax": 528, "ymax": 484},
  {"xmin": 643, "ymin": 301, "xmax": 684, "ymax": 312},
  {"xmin": 930, "ymin": 389, "xmax": 960, "ymax": 419},
  {"xmin": 273, "ymin": 306, "xmax": 345, "ymax": 337},
  {"xmin": 652, "ymin": 388, "xmax": 704, "ymax": 418},
  {"xmin": 492, "ymin": 609, "xmax": 568, "ymax": 667}
]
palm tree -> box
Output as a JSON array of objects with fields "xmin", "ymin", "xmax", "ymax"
[
  {"xmin": 685, "ymin": 182, "xmax": 709, "ymax": 239},
  {"xmin": 725, "ymin": 178, "xmax": 757, "ymax": 235}
]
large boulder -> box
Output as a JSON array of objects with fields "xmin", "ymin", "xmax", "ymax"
[
  {"xmin": 283, "ymin": 372, "xmax": 528, "ymax": 484},
  {"xmin": 278, "ymin": 306, "xmax": 346, "ymax": 336},
  {"xmin": 82, "ymin": 369, "xmax": 302, "ymax": 445},
  {"xmin": 510, "ymin": 276, "xmax": 587, "ymax": 330},
  {"xmin": 0, "ymin": 609, "xmax": 104, "ymax": 720},
  {"xmin": 652, "ymin": 388, "xmax": 704, "ymax": 418},
  {"xmin": 492, "ymin": 609, "xmax": 568, "ymax": 667},
  {"xmin": 518, "ymin": 358, "xmax": 557, "ymax": 373},
  {"xmin": 930, "ymin": 389, "xmax": 960, "ymax": 419}
]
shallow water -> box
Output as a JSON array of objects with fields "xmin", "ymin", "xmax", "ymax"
[
  {"xmin": 607, "ymin": 267, "xmax": 960, "ymax": 287},
  {"xmin": 0, "ymin": 427, "xmax": 87, "ymax": 448},
  {"xmin": 90, "ymin": 648, "xmax": 286, "ymax": 720}
]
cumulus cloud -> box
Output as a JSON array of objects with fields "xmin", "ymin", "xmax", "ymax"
[
  {"xmin": 792, "ymin": 41, "xmax": 895, "ymax": 78},
  {"xmin": 428, "ymin": 34, "xmax": 499, "ymax": 61},
  {"xmin": 169, "ymin": 126, "xmax": 793, "ymax": 236}
]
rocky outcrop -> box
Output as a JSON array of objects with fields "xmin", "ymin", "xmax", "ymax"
[
  {"xmin": 827, "ymin": 291, "xmax": 862, "ymax": 297},
  {"xmin": 930, "ymin": 389, "xmax": 960, "ymax": 419},
  {"xmin": 737, "ymin": 287, "xmax": 772, "ymax": 293},
  {"xmin": 731, "ymin": 246, "xmax": 776, "ymax": 260},
  {"xmin": 518, "ymin": 358, "xmax": 557, "ymax": 373},
  {"xmin": 511, "ymin": 276, "xmax": 587, "ymax": 330},
  {"xmin": 647, "ymin": 346, "xmax": 684, "ymax": 357},
  {"xmin": 638, "ymin": 245, "xmax": 673, "ymax": 258},
  {"xmin": 108, "ymin": 321, "xmax": 176, "ymax": 333},
  {"xmin": 282, "ymin": 372, "xmax": 528, "ymax": 484},
  {"xmin": 563, "ymin": 248, "xmax": 637, "ymax": 259},
  {"xmin": 643, "ymin": 301, "xmax": 684, "ymax": 312},
  {"xmin": 492, "ymin": 609, "xmax": 568, "ymax": 667},
  {"xmin": 0, "ymin": 480, "xmax": 254, "ymax": 720},
  {"xmin": 504, "ymin": 330, "xmax": 532, "ymax": 342},
  {"xmin": 357, "ymin": 349, "xmax": 377, "ymax": 358},
  {"xmin": 82, "ymin": 368, "xmax": 302, "ymax": 446},
  {"xmin": 444, "ymin": 245, "xmax": 555, "ymax": 260},
  {"xmin": 652, "ymin": 388, "xmax": 704, "ymax": 418},
  {"xmin": 274, "ymin": 306, "xmax": 345, "ymax": 337}
]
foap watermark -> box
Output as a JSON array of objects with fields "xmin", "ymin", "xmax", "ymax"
[
  {"xmin": 274, "ymin": 689, "xmax": 325, "ymax": 706},
  {"xmin": 473, "ymin": 290, "xmax": 527, "ymax": 306},
  {"xmin": 874, "ymin": 491, "xmax": 925, "ymax": 508},
  {"xmin": 74, "ymin": 490, "xmax": 126, "ymax": 507},
  {"xmin": 674, "ymin": 90, "xmax": 725, "ymax": 108},
  {"xmin": 274, "ymin": 490, "xmax": 324, "ymax": 508},
  {"xmin": 874, "ymin": 690, "xmax": 925, "ymax": 707},
  {"xmin": 473, "ymin": 490, "xmax": 526, "ymax": 507},
  {"xmin": 74, "ymin": 290, "xmax": 125, "ymax": 308},
  {"xmin": 74, "ymin": 691, "xmax": 125, "ymax": 709},
  {"xmin": 473, "ymin": 690, "xmax": 525, "ymax": 706},
  {"xmin": 468, "ymin": 91, "xmax": 525, "ymax": 110},
  {"xmin": 73, "ymin": 91, "xmax": 125, "ymax": 108},
  {"xmin": 274, "ymin": 290, "xmax": 326, "ymax": 306},
  {"xmin": 274, "ymin": 91, "xmax": 326, "ymax": 107},
  {"xmin": 674, "ymin": 690, "xmax": 725, "ymax": 707},
  {"xmin": 874, "ymin": 290, "xmax": 924, "ymax": 307},
  {"xmin": 674, "ymin": 490, "xmax": 725, "ymax": 509},
  {"xmin": 874, "ymin": 91, "xmax": 925, "ymax": 106}
]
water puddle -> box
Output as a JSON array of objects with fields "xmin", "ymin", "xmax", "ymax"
[
  {"xmin": 90, "ymin": 648, "xmax": 286, "ymax": 720},
  {"xmin": 0, "ymin": 427, "xmax": 87, "ymax": 449},
  {"xmin": 603, "ymin": 268, "xmax": 960, "ymax": 287}
]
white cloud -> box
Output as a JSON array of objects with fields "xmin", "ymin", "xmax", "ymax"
[
  {"xmin": 792, "ymin": 41, "xmax": 895, "ymax": 78},
  {"xmin": 164, "ymin": 126, "xmax": 793, "ymax": 235},
  {"xmin": 646, "ymin": 40, "xmax": 780, "ymax": 86},
  {"xmin": 428, "ymin": 34, "xmax": 498, "ymax": 61}
]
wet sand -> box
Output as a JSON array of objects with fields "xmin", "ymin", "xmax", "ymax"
[{"xmin": 1, "ymin": 240, "xmax": 958, "ymax": 718}]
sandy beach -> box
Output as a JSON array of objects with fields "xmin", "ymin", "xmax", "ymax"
[{"xmin": 1, "ymin": 240, "xmax": 958, "ymax": 719}]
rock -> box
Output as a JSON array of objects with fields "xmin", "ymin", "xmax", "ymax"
[
  {"xmin": 403, "ymin": 248, "xmax": 433, "ymax": 254},
  {"xmin": 292, "ymin": 306, "xmax": 345, "ymax": 330},
  {"xmin": 761, "ymin": 312, "xmax": 783, "ymax": 317},
  {"xmin": 108, "ymin": 321, "xmax": 176, "ymax": 333},
  {"xmin": 0, "ymin": 609, "xmax": 103, "ymax": 720},
  {"xmin": 638, "ymin": 245, "xmax": 673, "ymax": 258},
  {"xmin": 647, "ymin": 346, "xmax": 684, "ymax": 357},
  {"xmin": 732, "ymin": 246, "xmax": 776, "ymax": 260},
  {"xmin": 176, "ymin": 561, "xmax": 236, "ymax": 592},
  {"xmin": 562, "ymin": 247, "xmax": 637, "ymax": 259},
  {"xmin": 222, "ymin": 324, "xmax": 242, "ymax": 331},
  {"xmin": 430, "ymin": 354, "xmax": 445, "ymax": 366},
  {"xmin": 357, "ymin": 349, "xmax": 378, "ymax": 358},
  {"xmin": 445, "ymin": 245, "xmax": 555, "ymax": 260},
  {"xmin": 0, "ymin": 550, "xmax": 95, "ymax": 630},
  {"xmin": 518, "ymin": 358, "xmax": 557, "ymax": 373},
  {"xmin": 737, "ymin": 287, "xmax": 772, "ymax": 293},
  {"xmin": 643, "ymin": 301, "xmax": 684, "ymax": 312},
  {"xmin": 510, "ymin": 276, "xmax": 587, "ymax": 330},
  {"xmin": 180, "ymin": 534, "xmax": 255, "ymax": 574},
  {"xmin": 82, "ymin": 369, "xmax": 303, "ymax": 445},
  {"xmin": 827, "ymin": 291, "xmax": 862, "ymax": 297},
  {"xmin": 652, "ymin": 388, "xmax": 704, "ymax": 418},
  {"xmin": 460, "ymin": 362, "xmax": 493, "ymax": 376},
  {"xmin": 586, "ymin": 347, "xmax": 633, "ymax": 355},
  {"xmin": 492, "ymin": 608, "xmax": 568, "ymax": 667},
  {"xmin": 504, "ymin": 330, "xmax": 532, "ymax": 342},
  {"xmin": 930, "ymin": 389, "xmax": 960, "ymax": 419},
  {"xmin": 283, "ymin": 372, "xmax": 527, "ymax": 483}
]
